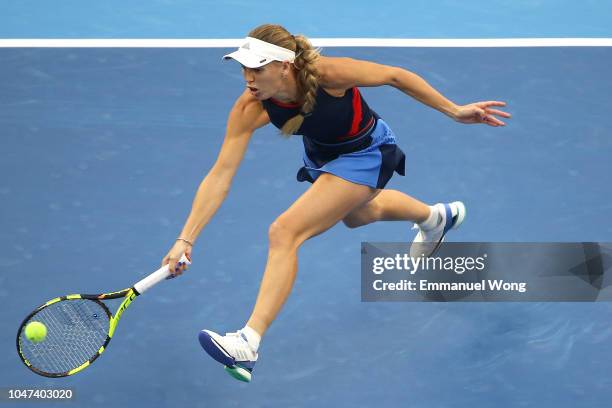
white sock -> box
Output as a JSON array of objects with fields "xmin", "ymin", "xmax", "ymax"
[
  {"xmin": 240, "ymin": 325, "xmax": 261, "ymax": 352},
  {"xmin": 418, "ymin": 205, "xmax": 441, "ymax": 231}
]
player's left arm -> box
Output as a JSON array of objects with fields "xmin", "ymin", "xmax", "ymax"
[{"xmin": 317, "ymin": 56, "xmax": 511, "ymax": 126}]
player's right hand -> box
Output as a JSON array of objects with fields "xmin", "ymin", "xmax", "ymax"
[{"xmin": 162, "ymin": 240, "xmax": 192, "ymax": 278}]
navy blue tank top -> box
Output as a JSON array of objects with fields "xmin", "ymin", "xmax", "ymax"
[{"xmin": 261, "ymin": 86, "xmax": 377, "ymax": 145}]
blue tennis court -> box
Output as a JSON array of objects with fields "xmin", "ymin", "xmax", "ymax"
[{"xmin": 1, "ymin": 2, "xmax": 612, "ymax": 407}]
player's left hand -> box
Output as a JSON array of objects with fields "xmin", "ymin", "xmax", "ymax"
[{"xmin": 453, "ymin": 101, "xmax": 511, "ymax": 127}]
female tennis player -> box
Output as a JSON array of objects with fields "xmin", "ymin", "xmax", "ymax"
[{"xmin": 162, "ymin": 24, "xmax": 510, "ymax": 382}]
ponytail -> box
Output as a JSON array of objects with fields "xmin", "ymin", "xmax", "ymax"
[
  {"xmin": 247, "ymin": 24, "xmax": 321, "ymax": 136},
  {"xmin": 279, "ymin": 35, "xmax": 320, "ymax": 136}
]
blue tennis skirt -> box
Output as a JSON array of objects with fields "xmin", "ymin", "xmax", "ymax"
[{"xmin": 296, "ymin": 119, "xmax": 406, "ymax": 189}]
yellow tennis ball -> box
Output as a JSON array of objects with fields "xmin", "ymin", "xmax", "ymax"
[{"xmin": 25, "ymin": 321, "xmax": 47, "ymax": 343}]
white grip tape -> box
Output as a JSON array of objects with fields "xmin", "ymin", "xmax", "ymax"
[{"xmin": 133, "ymin": 254, "xmax": 191, "ymax": 294}]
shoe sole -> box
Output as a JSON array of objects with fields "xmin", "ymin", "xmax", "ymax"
[
  {"xmin": 450, "ymin": 201, "xmax": 466, "ymax": 230},
  {"xmin": 224, "ymin": 365, "xmax": 252, "ymax": 382}
]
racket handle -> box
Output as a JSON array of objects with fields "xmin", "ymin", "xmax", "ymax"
[{"xmin": 134, "ymin": 254, "xmax": 191, "ymax": 294}]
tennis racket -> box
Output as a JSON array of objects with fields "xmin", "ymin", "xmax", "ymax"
[{"xmin": 16, "ymin": 254, "xmax": 191, "ymax": 378}]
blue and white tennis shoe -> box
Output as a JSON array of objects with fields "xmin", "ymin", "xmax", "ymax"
[
  {"xmin": 410, "ymin": 201, "xmax": 466, "ymax": 258},
  {"xmin": 198, "ymin": 329, "xmax": 258, "ymax": 382}
]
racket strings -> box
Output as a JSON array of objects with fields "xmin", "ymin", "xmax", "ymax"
[{"xmin": 19, "ymin": 299, "xmax": 110, "ymax": 375}]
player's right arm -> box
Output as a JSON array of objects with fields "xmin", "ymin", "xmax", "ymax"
[{"xmin": 163, "ymin": 90, "xmax": 270, "ymax": 274}]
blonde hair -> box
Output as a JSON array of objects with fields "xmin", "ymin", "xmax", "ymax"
[{"xmin": 248, "ymin": 24, "xmax": 320, "ymax": 136}]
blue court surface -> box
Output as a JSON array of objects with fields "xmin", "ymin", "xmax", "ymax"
[{"xmin": 1, "ymin": 2, "xmax": 612, "ymax": 408}]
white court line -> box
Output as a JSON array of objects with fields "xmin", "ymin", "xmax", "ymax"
[{"xmin": 0, "ymin": 38, "xmax": 611, "ymax": 48}]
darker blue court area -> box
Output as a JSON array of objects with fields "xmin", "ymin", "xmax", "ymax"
[{"xmin": 1, "ymin": 47, "xmax": 612, "ymax": 407}]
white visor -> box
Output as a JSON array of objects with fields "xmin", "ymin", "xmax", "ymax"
[{"xmin": 222, "ymin": 37, "xmax": 296, "ymax": 68}]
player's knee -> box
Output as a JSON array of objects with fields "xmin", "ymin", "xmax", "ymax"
[{"xmin": 268, "ymin": 218, "xmax": 301, "ymax": 249}]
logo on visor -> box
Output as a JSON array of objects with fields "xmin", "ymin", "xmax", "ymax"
[{"xmin": 259, "ymin": 59, "xmax": 267, "ymax": 63}]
